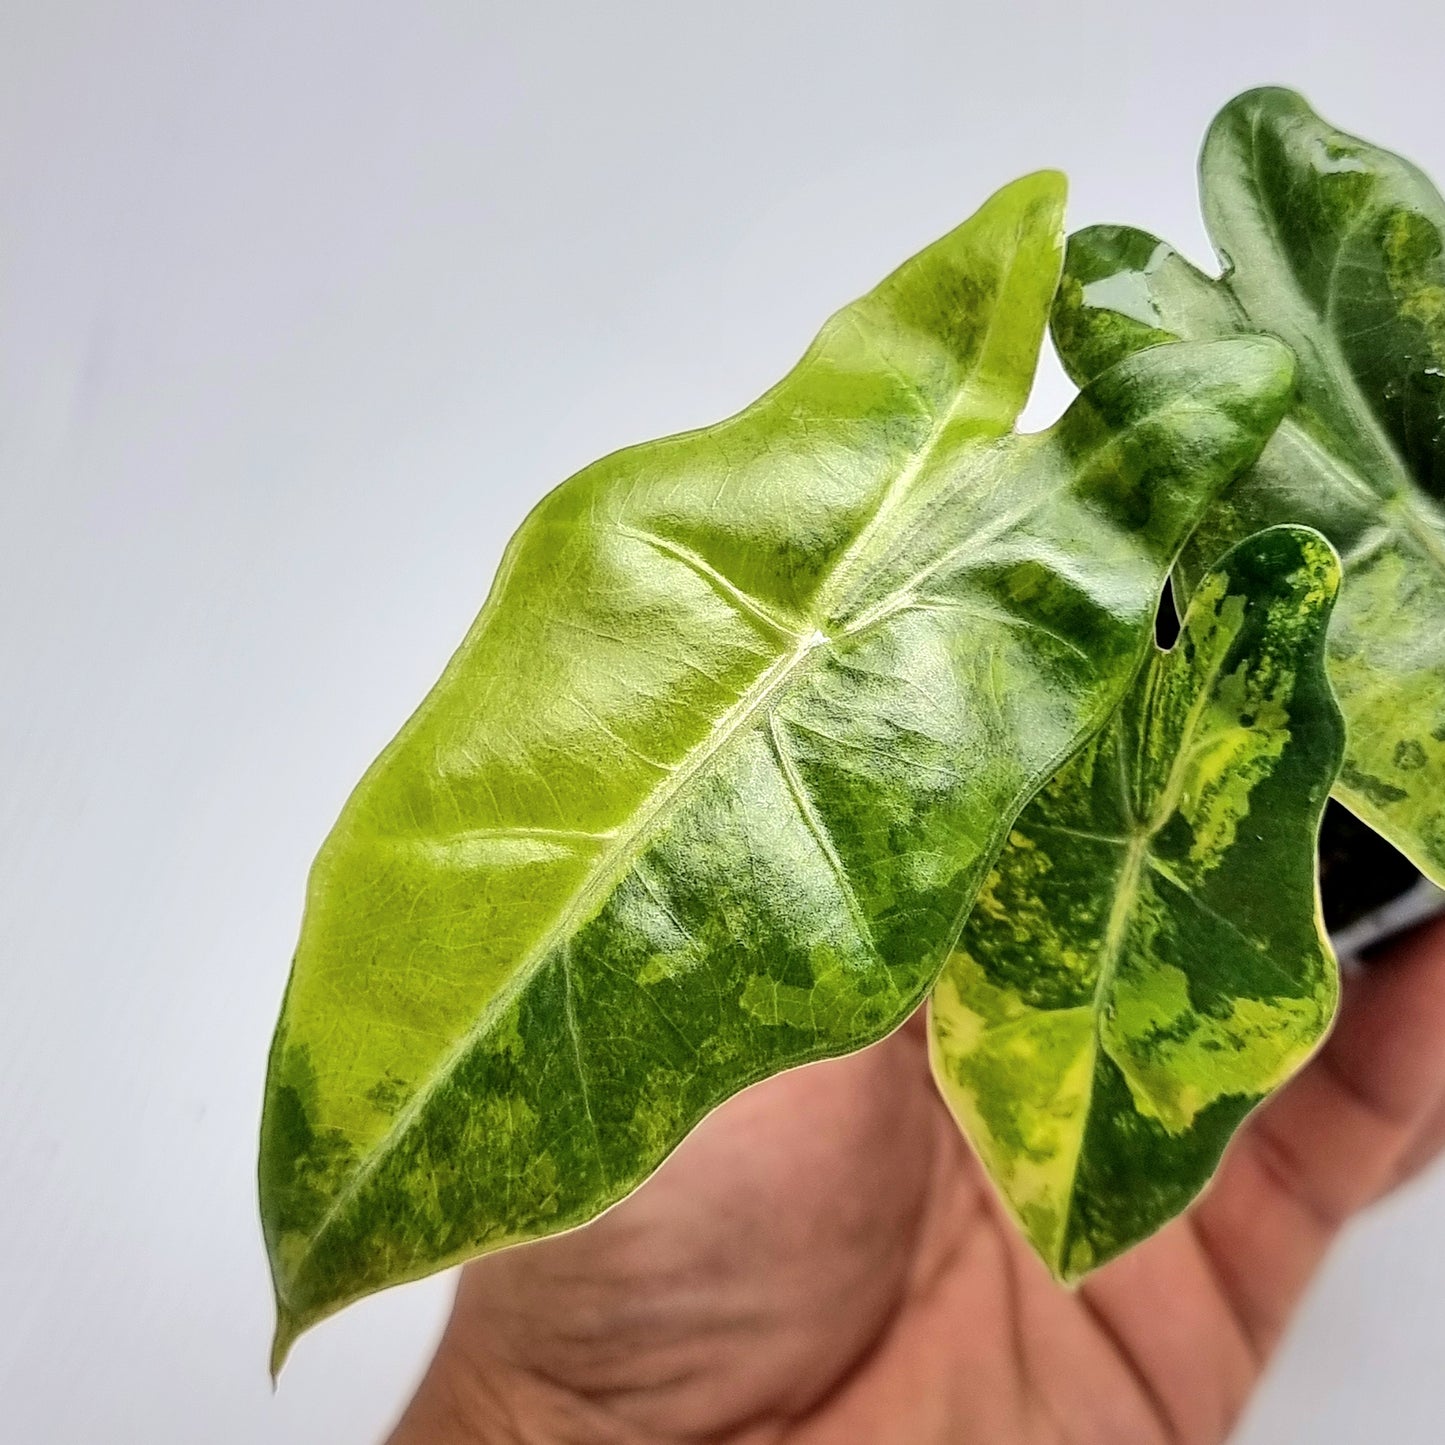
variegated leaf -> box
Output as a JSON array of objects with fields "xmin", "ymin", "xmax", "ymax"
[
  {"xmin": 929, "ymin": 525, "xmax": 1344, "ymax": 1280},
  {"xmin": 261, "ymin": 172, "xmax": 1295, "ymax": 1366},
  {"xmin": 1052, "ymin": 86, "xmax": 1445, "ymax": 882}
]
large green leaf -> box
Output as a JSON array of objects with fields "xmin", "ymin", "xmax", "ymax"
[
  {"xmin": 1052, "ymin": 86, "xmax": 1445, "ymax": 883},
  {"xmin": 930, "ymin": 525, "xmax": 1344, "ymax": 1280},
  {"xmin": 261, "ymin": 171, "xmax": 1295, "ymax": 1365}
]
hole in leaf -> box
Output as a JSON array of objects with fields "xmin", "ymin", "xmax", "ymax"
[{"xmin": 1154, "ymin": 576, "xmax": 1181, "ymax": 649}]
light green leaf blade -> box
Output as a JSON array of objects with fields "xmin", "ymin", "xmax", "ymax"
[
  {"xmin": 261, "ymin": 171, "xmax": 1295, "ymax": 1365},
  {"xmin": 1052, "ymin": 86, "xmax": 1445, "ymax": 882},
  {"xmin": 929, "ymin": 525, "xmax": 1344, "ymax": 1281}
]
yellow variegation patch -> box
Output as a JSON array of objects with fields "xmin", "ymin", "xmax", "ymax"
[{"xmin": 930, "ymin": 526, "xmax": 1344, "ymax": 1279}]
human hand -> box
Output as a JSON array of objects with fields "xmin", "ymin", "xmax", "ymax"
[{"xmin": 388, "ymin": 914, "xmax": 1445, "ymax": 1445}]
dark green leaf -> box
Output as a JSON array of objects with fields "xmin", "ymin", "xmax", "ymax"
[
  {"xmin": 930, "ymin": 525, "xmax": 1344, "ymax": 1279},
  {"xmin": 261, "ymin": 172, "xmax": 1294, "ymax": 1364},
  {"xmin": 1052, "ymin": 86, "xmax": 1445, "ymax": 882}
]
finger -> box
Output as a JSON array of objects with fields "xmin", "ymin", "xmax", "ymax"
[
  {"xmin": 1377, "ymin": 1085, "xmax": 1445, "ymax": 1199},
  {"xmin": 1190, "ymin": 912, "xmax": 1445, "ymax": 1355},
  {"xmin": 898, "ymin": 999, "xmax": 931, "ymax": 1047},
  {"xmin": 1252, "ymin": 913, "xmax": 1445, "ymax": 1219},
  {"xmin": 444, "ymin": 1024, "xmax": 944, "ymax": 1433}
]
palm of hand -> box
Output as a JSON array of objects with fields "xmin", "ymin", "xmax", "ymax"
[{"xmin": 392, "ymin": 920, "xmax": 1445, "ymax": 1445}]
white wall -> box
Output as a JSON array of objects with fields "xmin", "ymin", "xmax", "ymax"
[{"xmin": 3, "ymin": 3, "xmax": 1443, "ymax": 1440}]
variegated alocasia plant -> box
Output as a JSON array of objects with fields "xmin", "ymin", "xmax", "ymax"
[
  {"xmin": 1052, "ymin": 86, "xmax": 1445, "ymax": 884},
  {"xmin": 930, "ymin": 524, "xmax": 1344, "ymax": 1279},
  {"xmin": 260, "ymin": 172, "xmax": 1297, "ymax": 1365}
]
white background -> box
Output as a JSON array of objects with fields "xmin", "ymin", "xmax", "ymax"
[{"xmin": 4, "ymin": 3, "xmax": 1445, "ymax": 1440}]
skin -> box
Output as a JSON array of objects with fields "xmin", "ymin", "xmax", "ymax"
[{"xmin": 387, "ymin": 914, "xmax": 1445, "ymax": 1445}]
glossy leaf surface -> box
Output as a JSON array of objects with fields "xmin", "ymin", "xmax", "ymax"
[
  {"xmin": 930, "ymin": 526, "xmax": 1344, "ymax": 1280},
  {"xmin": 261, "ymin": 172, "xmax": 1296, "ymax": 1363},
  {"xmin": 1052, "ymin": 86, "xmax": 1445, "ymax": 882}
]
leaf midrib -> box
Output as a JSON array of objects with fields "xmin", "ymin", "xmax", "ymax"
[
  {"xmin": 1054, "ymin": 807, "xmax": 1148, "ymax": 1271},
  {"xmin": 1225, "ymin": 119, "xmax": 1445, "ymax": 578},
  {"xmin": 1055, "ymin": 627, "xmax": 1242, "ymax": 1260}
]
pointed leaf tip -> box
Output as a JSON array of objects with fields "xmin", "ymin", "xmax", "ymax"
[{"xmin": 269, "ymin": 1312, "xmax": 298, "ymax": 1383}]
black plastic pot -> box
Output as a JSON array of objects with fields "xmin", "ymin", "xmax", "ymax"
[{"xmin": 1319, "ymin": 801, "xmax": 1445, "ymax": 958}]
